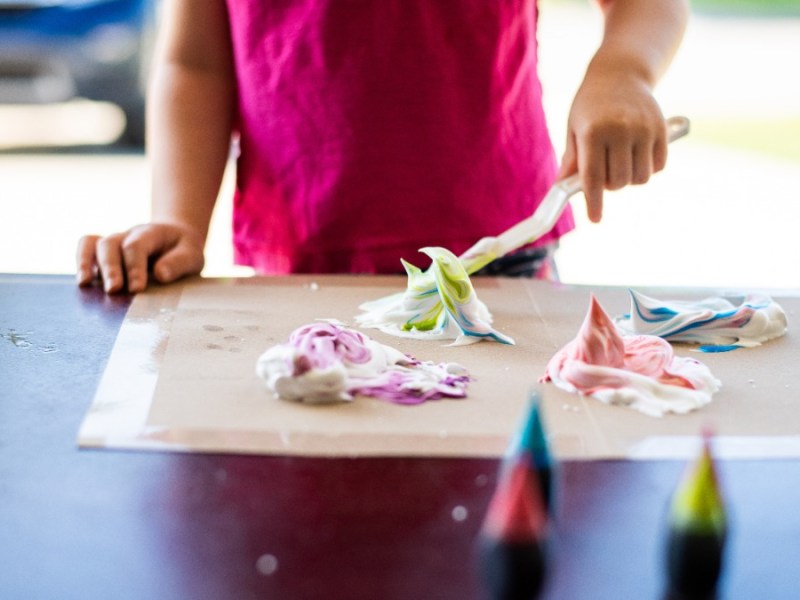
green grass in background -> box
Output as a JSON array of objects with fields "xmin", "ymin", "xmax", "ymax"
[
  {"xmin": 692, "ymin": 118, "xmax": 800, "ymax": 162},
  {"xmin": 689, "ymin": 2, "xmax": 800, "ymax": 160},
  {"xmin": 552, "ymin": 0, "xmax": 800, "ymax": 16},
  {"xmin": 691, "ymin": 0, "xmax": 800, "ymax": 17}
]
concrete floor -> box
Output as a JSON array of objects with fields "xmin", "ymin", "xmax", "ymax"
[{"xmin": 1, "ymin": 2, "xmax": 798, "ymax": 291}]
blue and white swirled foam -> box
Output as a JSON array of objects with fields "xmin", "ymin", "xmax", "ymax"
[{"xmin": 615, "ymin": 290, "xmax": 787, "ymax": 352}]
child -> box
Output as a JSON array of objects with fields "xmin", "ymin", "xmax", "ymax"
[{"xmin": 77, "ymin": 0, "xmax": 688, "ymax": 293}]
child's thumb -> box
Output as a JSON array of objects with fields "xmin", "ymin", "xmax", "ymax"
[{"xmin": 153, "ymin": 244, "xmax": 205, "ymax": 283}]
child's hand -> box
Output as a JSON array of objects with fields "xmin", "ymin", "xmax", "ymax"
[
  {"xmin": 557, "ymin": 0, "xmax": 689, "ymax": 223},
  {"xmin": 76, "ymin": 223, "xmax": 205, "ymax": 294},
  {"xmin": 558, "ymin": 63, "xmax": 667, "ymax": 224}
]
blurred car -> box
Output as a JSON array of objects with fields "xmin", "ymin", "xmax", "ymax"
[{"xmin": 0, "ymin": 0, "xmax": 158, "ymax": 146}]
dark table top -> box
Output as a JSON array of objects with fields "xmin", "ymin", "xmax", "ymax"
[{"xmin": 2, "ymin": 273, "xmax": 799, "ymax": 600}]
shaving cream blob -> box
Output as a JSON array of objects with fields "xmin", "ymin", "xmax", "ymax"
[
  {"xmin": 615, "ymin": 290, "xmax": 787, "ymax": 352},
  {"xmin": 541, "ymin": 295, "xmax": 721, "ymax": 417},
  {"xmin": 357, "ymin": 246, "xmax": 513, "ymax": 345},
  {"xmin": 256, "ymin": 322, "xmax": 470, "ymax": 404}
]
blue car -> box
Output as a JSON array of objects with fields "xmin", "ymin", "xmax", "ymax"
[{"xmin": 0, "ymin": 0, "xmax": 158, "ymax": 146}]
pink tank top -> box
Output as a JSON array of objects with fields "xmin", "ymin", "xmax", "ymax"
[{"xmin": 225, "ymin": 0, "xmax": 574, "ymax": 274}]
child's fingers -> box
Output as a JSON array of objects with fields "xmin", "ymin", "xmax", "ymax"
[
  {"xmin": 607, "ymin": 137, "xmax": 634, "ymax": 191},
  {"xmin": 76, "ymin": 235, "xmax": 101, "ymax": 286},
  {"xmin": 653, "ymin": 133, "xmax": 668, "ymax": 173},
  {"xmin": 95, "ymin": 233, "xmax": 128, "ymax": 294},
  {"xmin": 76, "ymin": 225, "xmax": 204, "ymax": 294},
  {"xmin": 632, "ymin": 142, "xmax": 654, "ymax": 185},
  {"xmin": 577, "ymin": 134, "xmax": 606, "ymax": 223},
  {"xmin": 120, "ymin": 226, "xmax": 175, "ymax": 293}
]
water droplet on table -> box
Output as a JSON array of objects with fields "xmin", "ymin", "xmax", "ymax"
[{"xmin": 256, "ymin": 554, "xmax": 279, "ymax": 576}]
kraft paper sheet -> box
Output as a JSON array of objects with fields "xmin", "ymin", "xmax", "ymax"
[{"xmin": 78, "ymin": 276, "xmax": 800, "ymax": 460}]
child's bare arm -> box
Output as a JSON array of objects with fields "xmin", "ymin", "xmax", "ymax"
[
  {"xmin": 77, "ymin": 0, "xmax": 235, "ymax": 293},
  {"xmin": 559, "ymin": 0, "xmax": 690, "ymax": 222}
]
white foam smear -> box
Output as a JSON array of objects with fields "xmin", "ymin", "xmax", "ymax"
[
  {"xmin": 356, "ymin": 289, "xmax": 463, "ymax": 341},
  {"xmin": 541, "ymin": 295, "xmax": 721, "ymax": 418},
  {"xmin": 256, "ymin": 322, "xmax": 470, "ymax": 404},
  {"xmin": 356, "ymin": 247, "xmax": 514, "ymax": 346},
  {"xmin": 615, "ymin": 290, "xmax": 788, "ymax": 351}
]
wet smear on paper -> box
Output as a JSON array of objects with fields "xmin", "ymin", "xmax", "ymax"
[{"xmin": 202, "ymin": 325, "xmax": 251, "ymax": 354}]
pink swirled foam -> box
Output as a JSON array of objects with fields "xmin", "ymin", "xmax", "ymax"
[{"xmin": 540, "ymin": 295, "xmax": 721, "ymax": 417}]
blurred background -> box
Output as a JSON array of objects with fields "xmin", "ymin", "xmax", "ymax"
[{"xmin": 1, "ymin": 0, "xmax": 798, "ymax": 290}]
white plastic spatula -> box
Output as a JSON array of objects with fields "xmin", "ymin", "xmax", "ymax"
[{"xmin": 457, "ymin": 115, "xmax": 691, "ymax": 273}]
